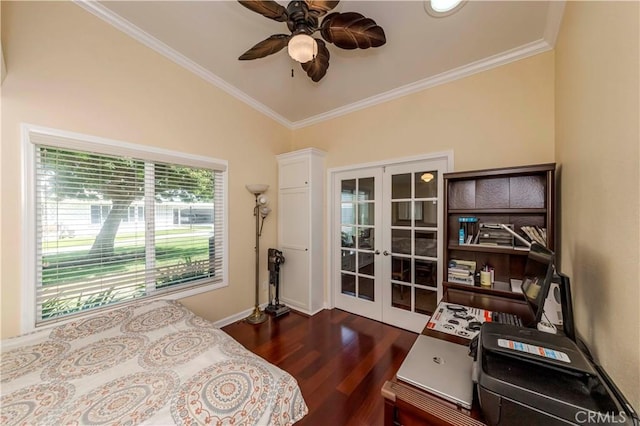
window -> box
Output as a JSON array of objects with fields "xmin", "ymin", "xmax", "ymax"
[{"xmin": 22, "ymin": 124, "xmax": 228, "ymax": 329}]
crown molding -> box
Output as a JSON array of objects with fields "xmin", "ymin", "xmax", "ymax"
[
  {"xmin": 292, "ymin": 38, "xmax": 553, "ymax": 129},
  {"xmin": 1, "ymin": 42, "xmax": 6, "ymax": 85},
  {"xmin": 73, "ymin": 0, "xmax": 294, "ymax": 129},
  {"xmin": 294, "ymin": 1, "xmax": 565, "ymax": 129},
  {"xmin": 74, "ymin": 0, "xmax": 563, "ymax": 131},
  {"xmin": 543, "ymin": 0, "xmax": 566, "ymax": 47}
]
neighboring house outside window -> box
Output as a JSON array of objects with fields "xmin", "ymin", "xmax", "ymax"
[{"xmin": 22, "ymin": 124, "xmax": 228, "ymax": 331}]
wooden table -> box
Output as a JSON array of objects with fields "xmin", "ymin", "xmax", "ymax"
[{"xmin": 382, "ymin": 284, "xmax": 533, "ymax": 426}]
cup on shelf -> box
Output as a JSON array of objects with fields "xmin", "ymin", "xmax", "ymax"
[{"xmin": 480, "ymin": 270, "xmax": 491, "ymax": 288}]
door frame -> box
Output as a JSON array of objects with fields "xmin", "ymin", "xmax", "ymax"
[{"xmin": 326, "ymin": 151, "xmax": 454, "ymax": 315}]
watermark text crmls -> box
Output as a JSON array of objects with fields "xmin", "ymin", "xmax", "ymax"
[{"xmin": 575, "ymin": 410, "xmax": 627, "ymax": 424}]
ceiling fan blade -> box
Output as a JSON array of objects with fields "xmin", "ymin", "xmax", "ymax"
[
  {"xmin": 305, "ymin": 0, "xmax": 340, "ymax": 17},
  {"xmin": 238, "ymin": 0, "xmax": 288, "ymax": 22},
  {"xmin": 301, "ymin": 39, "xmax": 330, "ymax": 82},
  {"xmin": 320, "ymin": 12, "xmax": 386, "ymax": 50},
  {"xmin": 239, "ymin": 34, "xmax": 291, "ymax": 60}
]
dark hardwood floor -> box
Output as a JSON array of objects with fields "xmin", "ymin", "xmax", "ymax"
[{"xmin": 222, "ymin": 309, "xmax": 418, "ymax": 426}]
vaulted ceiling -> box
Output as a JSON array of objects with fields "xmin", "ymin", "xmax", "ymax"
[{"xmin": 77, "ymin": 1, "xmax": 565, "ymax": 128}]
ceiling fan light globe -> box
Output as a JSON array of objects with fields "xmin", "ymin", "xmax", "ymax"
[{"xmin": 288, "ymin": 34, "xmax": 318, "ymax": 63}]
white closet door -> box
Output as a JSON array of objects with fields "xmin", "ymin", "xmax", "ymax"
[
  {"xmin": 277, "ymin": 148, "xmax": 325, "ymax": 315},
  {"xmin": 281, "ymin": 188, "xmax": 309, "ymax": 249}
]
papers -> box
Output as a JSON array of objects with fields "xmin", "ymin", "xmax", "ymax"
[{"xmin": 510, "ymin": 278, "xmax": 523, "ymax": 293}]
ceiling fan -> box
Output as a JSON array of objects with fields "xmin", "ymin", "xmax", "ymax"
[{"xmin": 238, "ymin": 0, "xmax": 386, "ymax": 82}]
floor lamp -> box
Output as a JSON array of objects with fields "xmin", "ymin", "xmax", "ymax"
[{"xmin": 245, "ymin": 184, "xmax": 271, "ymax": 324}]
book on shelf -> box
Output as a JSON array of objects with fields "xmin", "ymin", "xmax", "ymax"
[
  {"xmin": 447, "ymin": 274, "xmax": 475, "ymax": 285},
  {"xmin": 448, "ymin": 268, "xmax": 472, "ymax": 276},
  {"xmin": 521, "ymin": 226, "xmax": 547, "ymax": 246},
  {"xmin": 458, "ymin": 216, "xmax": 479, "ymax": 245},
  {"xmin": 448, "ymin": 259, "xmax": 476, "ymax": 271}
]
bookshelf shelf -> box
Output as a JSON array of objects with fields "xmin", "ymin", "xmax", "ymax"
[
  {"xmin": 443, "ymin": 163, "xmax": 556, "ymax": 297},
  {"xmin": 443, "ymin": 281, "xmax": 525, "ymax": 301},
  {"xmin": 448, "ymin": 208, "xmax": 547, "ymax": 215},
  {"xmin": 448, "ymin": 244, "xmax": 530, "ymax": 256}
]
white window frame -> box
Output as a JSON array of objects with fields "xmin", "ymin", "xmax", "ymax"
[{"xmin": 21, "ymin": 123, "xmax": 229, "ymax": 333}]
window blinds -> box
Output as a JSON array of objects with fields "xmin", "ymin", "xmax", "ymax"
[{"xmin": 29, "ymin": 128, "xmax": 226, "ymax": 325}]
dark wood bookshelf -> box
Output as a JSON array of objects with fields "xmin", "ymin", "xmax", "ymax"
[
  {"xmin": 443, "ymin": 163, "xmax": 556, "ymax": 297},
  {"xmin": 449, "ymin": 243, "xmax": 531, "ymax": 256}
]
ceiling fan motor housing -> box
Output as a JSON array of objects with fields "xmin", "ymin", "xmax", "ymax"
[{"xmin": 286, "ymin": 1, "xmax": 318, "ymax": 35}]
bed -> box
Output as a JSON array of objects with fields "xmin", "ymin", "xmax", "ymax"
[{"xmin": 0, "ymin": 299, "xmax": 308, "ymax": 425}]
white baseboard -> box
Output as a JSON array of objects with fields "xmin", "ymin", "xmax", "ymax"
[{"xmin": 213, "ymin": 303, "xmax": 269, "ymax": 328}]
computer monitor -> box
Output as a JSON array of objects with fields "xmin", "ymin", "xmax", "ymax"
[{"xmin": 520, "ymin": 242, "xmax": 555, "ymax": 327}]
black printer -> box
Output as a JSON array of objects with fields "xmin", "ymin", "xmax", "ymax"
[{"xmin": 475, "ymin": 323, "xmax": 637, "ymax": 426}]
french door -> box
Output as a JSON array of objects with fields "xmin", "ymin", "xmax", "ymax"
[
  {"xmin": 334, "ymin": 168, "xmax": 383, "ymax": 321},
  {"xmin": 333, "ymin": 157, "xmax": 448, "ymax": 333}
]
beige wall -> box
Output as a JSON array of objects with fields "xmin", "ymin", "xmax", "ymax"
[
  {"xmin": 555, "ymin": 1, "xmax": 640, "ymax": 409},
  {"xmin": 292, "ymin": 52, "xmax": 557, "ymax": 367},
  {"xmin": 292, "ymin": 52, "xmax": 555, "ymax": 170},
  {"xmin": 0, "ymin": 3, "xmax": 4, "ymax": 336},
  {"xmin": 0, "ymin": 1, "xmax": 291, "ymax": 337}
]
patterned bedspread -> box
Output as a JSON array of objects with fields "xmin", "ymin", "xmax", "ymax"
[{"xmin": 0, "ymin": 300, "xmax": 308, "ymax": 425}]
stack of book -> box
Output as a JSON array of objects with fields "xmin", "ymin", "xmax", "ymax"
[{"xmin": 447, "ymin": 259, "xmax": 476, "ymax": 285}]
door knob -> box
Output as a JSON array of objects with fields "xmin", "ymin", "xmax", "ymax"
[
  {"xmin": 374, "ymin": 250, "xmax": 380, "ymax": 255},
  {"xmin": 383, "ymin": 250, "xmax": 390, "ymax": 256}
]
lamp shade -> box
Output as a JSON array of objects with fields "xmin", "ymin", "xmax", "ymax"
[
  {"xmin": 246, "ymin": 184, "xmax": 269, "ymax": 195},
  {"xmin": 259, "ymin": 206, "xmax": 272, "ymax": 218},
  {"xmin": 288, "ymin": 34, "xmax": 318, "ymax": 63}
]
